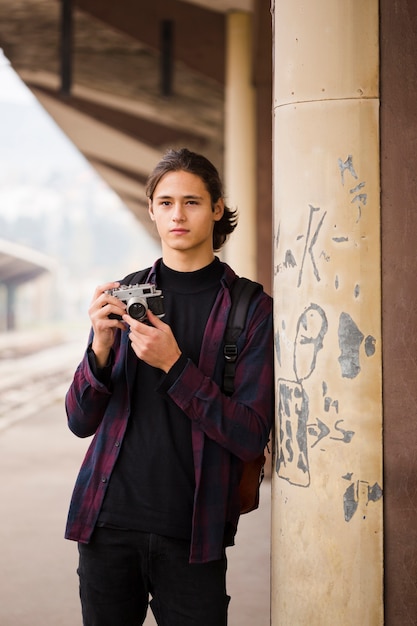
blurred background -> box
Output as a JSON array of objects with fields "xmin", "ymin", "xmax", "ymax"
[{"xmin": 0, "ymin": 2, "xmax": 272, "ymax": 624}]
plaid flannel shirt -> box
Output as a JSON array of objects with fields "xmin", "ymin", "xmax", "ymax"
[{"xmin": 65, "ymin": 259, "xmax": 274, "ymax": 563}]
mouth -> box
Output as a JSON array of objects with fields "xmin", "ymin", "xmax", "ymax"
[{"xmin": 170, "ymin": 228, "xmax": 189, "ymax": 234}]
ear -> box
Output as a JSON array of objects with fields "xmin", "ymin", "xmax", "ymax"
[
  {"xmin": 148, "ymin": 199, "xmax": 155, "ymax": 221},
  {"xmin": 213, "ymin": 198, "xmax": 224, "ymax": 222}
]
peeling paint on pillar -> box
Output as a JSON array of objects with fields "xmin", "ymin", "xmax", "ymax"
[{"xmin": 271, "ymin": 1, "xmax": 383, "ymax": 624}]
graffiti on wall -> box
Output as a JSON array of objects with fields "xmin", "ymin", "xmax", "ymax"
[{"xmin": 274, "ymin": 155, "xmax": 382, "ymax": 521}]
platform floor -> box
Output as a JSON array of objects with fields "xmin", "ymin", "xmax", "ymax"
[{"xmin": 0, "ymin": 396, "xmax": 271, "ymax": 625}]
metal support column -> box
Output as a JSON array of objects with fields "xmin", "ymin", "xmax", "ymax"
[
  {"xmin": 160, "ymin": 19, "xmax": 174, "ymax": 97},
  {"xmin": 60, "ymin": 0, "xmax": 73, "ymax": 96}
]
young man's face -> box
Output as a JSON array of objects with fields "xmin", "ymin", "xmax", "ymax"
[{"xmin": 148, "ymin": 170, "xmax": 224, "ymax": 265}]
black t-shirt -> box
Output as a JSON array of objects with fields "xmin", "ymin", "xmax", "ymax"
[{"xmin": 97, "ymin": 258, "xmax": 223, "ymax": 540}]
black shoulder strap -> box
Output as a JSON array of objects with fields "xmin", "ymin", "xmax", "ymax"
[
  {"xmin": 120, "ymin": 267, "xmax": 151, "ymax": 286},
  {"xmin": 223, "ymin": 277, "xmax": 262, "ymax": 396}
]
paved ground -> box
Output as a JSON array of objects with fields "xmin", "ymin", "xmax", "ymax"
[{"xmin": 0, "ymin": 375, "xmax": 270, "ymax": 625}]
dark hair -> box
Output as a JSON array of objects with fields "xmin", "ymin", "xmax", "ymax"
[{"xmin": 146, "ymin": 148, "xmax": 238, "ymax": 251}]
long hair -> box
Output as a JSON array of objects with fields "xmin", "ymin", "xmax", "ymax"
[{"xmin": 146, "ymin": 148, "xmax": 238, "ymax": 251}]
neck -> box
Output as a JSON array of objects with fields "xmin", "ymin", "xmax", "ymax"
[{"xmin": 161, "ymin": 247, "xmax": 215, "ymax": 272}]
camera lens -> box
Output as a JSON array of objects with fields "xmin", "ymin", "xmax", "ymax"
[{"xmin": 128, "ymin": 300, "xmax": 146, "ymax": 321}]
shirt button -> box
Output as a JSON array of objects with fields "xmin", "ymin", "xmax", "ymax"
[
  {"xmin": 101, "ymin": 476, "xmax": 107, "ymax": 483},
  {"xmin": 115, "ymin": 441, "xmax": 120, "ymax": 447}
]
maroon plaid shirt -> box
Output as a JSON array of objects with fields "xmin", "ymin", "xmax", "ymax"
[{"xmin": 65, "ymin": 260, "xmax": 274, "ymax": 563}]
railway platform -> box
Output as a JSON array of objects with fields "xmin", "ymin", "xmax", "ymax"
[{"xmin": 0, "ymin": 330, "xmax": 271, "ymax": 625}]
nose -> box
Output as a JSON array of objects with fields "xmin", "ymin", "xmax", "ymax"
[{"xmin": 172, "ymin": 203, "xmax": 186, "ymax": 222}]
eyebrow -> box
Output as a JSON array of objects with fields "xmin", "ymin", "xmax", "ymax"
[{"xmin": 154, "ymin": 194, "xmax": 204, "ymax": 201}]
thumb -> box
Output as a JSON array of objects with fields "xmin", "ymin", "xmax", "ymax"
[{"xmin": 146, "ymin": 308, "xmax": 167, "ymax": 328}]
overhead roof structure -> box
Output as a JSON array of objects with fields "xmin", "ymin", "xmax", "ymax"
[
  {"xmin": 0, "ymin": 0, "xmax": 228, "ymax": 238},
  {"xmin": 0, "ymin": 239, "xmax": 55, "ymax": 287}
]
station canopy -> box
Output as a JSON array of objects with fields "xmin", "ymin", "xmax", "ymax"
[{"xmin": 0, "ymin": 238, "xmax": 55, "ymax": 287}]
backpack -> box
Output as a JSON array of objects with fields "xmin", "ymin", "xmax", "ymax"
[
  {"xmin": 122, "ymin": 270, "xmax": 267, "ymax": 514},
  {"xmin": 223, "ymin": 277, "xmax": 267, "ymax": 515}
]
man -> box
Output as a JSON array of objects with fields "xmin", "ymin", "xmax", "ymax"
[{"xmin": 65, "ymin": 148, "xmax": 274, "ymax": 625}]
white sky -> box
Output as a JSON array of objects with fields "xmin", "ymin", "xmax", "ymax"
[
  {"xmin": 0, "ymin": 49, "xmax": 36, "ymax": 104},
  {"xmin": 0, "ymin": 49, "xmax": 89, "ymax": 171}
]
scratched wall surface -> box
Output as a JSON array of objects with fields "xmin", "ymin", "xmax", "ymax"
[{"xmin": 271, "ymin": 2, "xmax": 383, "ymax": 624}]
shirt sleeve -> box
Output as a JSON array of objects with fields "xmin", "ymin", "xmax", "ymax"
[
  {"xmin": 158, "ymin": 354, "xmax": 189, "ymax": 393},
  {"xmin": 87, "ymin": 344, "xmax": 114, "ymax": 387},
  {"xmin": 65, "ymin": 335, "xmax": 116, "ymax": 438}
]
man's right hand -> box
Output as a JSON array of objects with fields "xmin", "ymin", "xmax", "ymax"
[{"xmin": 88, "ymin": 282, "xmax": 127, "ymax": 367}]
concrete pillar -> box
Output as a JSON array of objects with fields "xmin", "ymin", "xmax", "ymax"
[
  {"xmin": 224, "ymin": 11, "xmax": 256, "ymax": 281},
  {"xmin": 271, "ymin": 2, "xmax": 383, "ymax": 624}
]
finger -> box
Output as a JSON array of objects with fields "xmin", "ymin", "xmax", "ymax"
[
  {"xmin": 90, "ymin": 298, "xmax": 126, "ymax": 320},
  {"xmin": 112, "ymin": 319, "xmax": 129, "ymax": 332},
  {"xmin": 92, "ymin": 281, "xmax": 120, "ymax": 301},
  {"xmin": 146, "ymin": 309, "xmax": 168, "ymax": 328},
  {"xmin": 122, "ymin": 314, "xmax": 150, "ymax": 331},
  {"xmin": 90, "ymin": 286, "xmax": 121, "ymax": 312},
  {"xmin": 94, "ymin": 316, "xmax": 127, "ymax": 333},
  {"xmin": 99, "ymin": 281, "xmax": 120, "ymax": 292}
]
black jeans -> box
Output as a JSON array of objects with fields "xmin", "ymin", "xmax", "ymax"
[{"xmin": 77, "ymin": 527, "xmax": 230, "ymax": 626}]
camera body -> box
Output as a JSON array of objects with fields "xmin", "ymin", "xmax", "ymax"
[{"xmin": 107, "ymin": 283, "xmax": 165, "ymax": 322}]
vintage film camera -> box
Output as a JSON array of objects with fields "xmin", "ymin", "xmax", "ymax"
[{"xmin": 107, "ymin": 283, "xmax": 165, "ymax": 322}]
